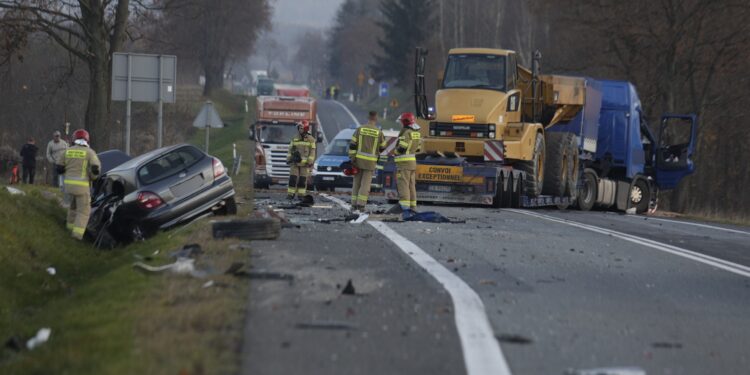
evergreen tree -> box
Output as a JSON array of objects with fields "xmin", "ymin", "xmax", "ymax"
[{"xmin": 372, "ymin": 0, "xmax": 433, "ymax": 87}]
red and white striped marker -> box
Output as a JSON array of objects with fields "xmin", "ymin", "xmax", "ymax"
[
  {"xmin": 484, "ymin": 141, "xmax": 504, "ymax": 162},
  {"xmin": 382, "ymin": 136, "xmax": 399, "ymax": 156}
]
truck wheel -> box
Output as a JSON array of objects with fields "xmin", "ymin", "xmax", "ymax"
[
  {"xmin": 492, "ymin": 174, "xmax": 504, "ymax": 208},
  {"xmin": 542, "ymin": 132, "xmax": 572, "ymax": 197},
  {"xmin": 630, "ymin": 179, "xmax": 650, "ymax": 214},
  {"xmin": 576, "ymin": 170, "xmax": 597, "ymax": 211},
  {"xmin": 564, "ymin": 135, "xmax": 579, "ymax": 198},
  {"xmin": 503, "ymin": 173, "xmax": 514, "ymax": 208},
  {"xmin": 517, "ymin": 133, "xmax": 545, "ymax": 197},
  {"xmin": 511, "ymin": 174, "xmax": 522, "ymax": 208}
]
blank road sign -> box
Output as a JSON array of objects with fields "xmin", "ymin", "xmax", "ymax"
[{"xmin": 112, "ymin": 53, "xmax": 177, "ymax": 103}]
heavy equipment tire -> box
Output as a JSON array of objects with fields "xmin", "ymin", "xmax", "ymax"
[
  {"xmin": 492, "ymin": 174, "xmax": 504, "ymax": 208},
  {"xmin": 503, "ymin": 173, "xmax": 514, "ymax": 208},
  {"xmin": 212, "ymin": 218, "xmax": 281, "ymax": 240},
  {"xmin": 511, "ymin": 174, "xmax": 522, "ymax": 208},
  {"xmin": 516, "ymin": 133, "xmax": 545, "ymax": 197},
  {"xmin": 629, "ymin": 179, "xmax": 650, "ymax": 214},
  {"xmin": 564, "ymin": 135, "xmax": 579, "ymax": 198},
  {"xmin": 542, "ymin": 132, "xmax": 571, "ymax": 197},
  {"xmin": 575, "ymin": 170, "xmax": 597, "ymax": 211}
]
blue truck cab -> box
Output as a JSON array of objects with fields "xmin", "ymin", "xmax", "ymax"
[{"xmin": 571, "ymin": 80, "xmax": 697, "ymax": 212}]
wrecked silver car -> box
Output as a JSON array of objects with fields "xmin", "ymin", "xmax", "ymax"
[{"xmin": 88, "ymin": 144, "xmax": 236, "ymax": 247}]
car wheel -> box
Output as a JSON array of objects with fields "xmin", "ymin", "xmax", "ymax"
[{"xmin": 215, "ymin": 197, "xmax": 238, "ymax": 216}]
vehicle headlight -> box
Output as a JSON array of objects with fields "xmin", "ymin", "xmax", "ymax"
[
  {"xmin": 489, "ymin": 124, "xmax": 496, "ymax": 131},
  {"xmin": 430, "ymin": 129, "xmax": 436, "ymax": 136},
  {"xmin": 313, "ymin": 162, "xmax": 319, "ymax": 170},
  {"xmin": 489, "ymin": 132, "xmax": 495, "ymax": 138}
]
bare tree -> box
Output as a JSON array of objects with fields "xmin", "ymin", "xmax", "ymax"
[
  {"xmin": 153, "ymin": 0, "xmax": 271, "ymax": 96},
  {"xmin": 0, "ymin": 0, "xmax": 136, "ymax": 147}
]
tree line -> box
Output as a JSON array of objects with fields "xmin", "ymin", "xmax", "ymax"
[
  {"xmin": 0, "ymin": 0, "xmax": 271, "ymax": 150},
  {"xmin": 326, "ymin": 0, "xmax": 750, "ymax": 219}
]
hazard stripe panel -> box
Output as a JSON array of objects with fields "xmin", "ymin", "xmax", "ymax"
[{"xmin": 483, "ymin": 141, "xmax": 504, "ymax": 162}]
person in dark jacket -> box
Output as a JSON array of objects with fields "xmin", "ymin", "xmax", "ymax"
[{"xmin": 19, "ymin": 137, "xmax": 38, "ymax": 184}]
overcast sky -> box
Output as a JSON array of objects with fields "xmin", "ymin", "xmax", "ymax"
[{"xmin": 271, "ymin": 0, "xmax": 346, "ymax": 29}]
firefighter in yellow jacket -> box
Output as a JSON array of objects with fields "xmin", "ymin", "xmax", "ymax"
[
  {"xmin": 287, "ymin": 120, "xmax": 316, "ymax": 200},
  {"xmin": 60, "ymin": 129, "xmax": 101, "ymax": 240},
  {"xmin": 395, "ymin": 113, "xmax": 422, "ymax": 218},
  {"xmin": 348, "ymin": 111, "xmax": 386, "ymax": 212}
]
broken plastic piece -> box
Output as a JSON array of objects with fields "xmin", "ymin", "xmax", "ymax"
[
  {"xmin": 5, "ymin": 186, "xmax": 25, "ymax": 195},
  {"xmin": 26, "ymin": 328, "xmax": 51, "ymax": 350},
  {"xmin": 350, "ymin": 213, "xmax": 369, "ymax": 224},
  {"xmin": 46, "ymin": 267, "xmax": 56, "ymax": 276},
  {"xmin": 295, "ymin": 321, "xmax": 358, "ymax": 331}
]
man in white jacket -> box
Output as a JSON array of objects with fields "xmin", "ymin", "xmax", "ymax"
[{"xmin": 46, "ymin": 131, "xmax": 68, "ymax": 187}]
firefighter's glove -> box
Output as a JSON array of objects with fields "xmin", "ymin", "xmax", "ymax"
[
  {"xmin": 348, "ymin": 142, "xmax": 357, "ymax": 151},
  {"xmin": 56, "ymin": 165, "xmax": 65, "ymax": 174},
  {"xmin": 396, "ymin": 146, "xmax": 407, "ymax": 154},
  {"xmin": 292, "ymin": 151, "xmax": 303, "ymax": 164},
  {"xmin": 91, "ymin": 165, "xmax": 100, "ymax": 176}
]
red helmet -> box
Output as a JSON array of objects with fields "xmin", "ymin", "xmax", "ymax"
[
  {"xmin": 343, "ymin": 166, "xmax": 359, "ymax": 176},
  {"xmin": 73, "ymin": 129, "xmax": 90, "ymax": 142},
  {"xmin": 398, "ymin": 112, "xmax": 416, "ymax": 127},
  {"xmin": 297, "ymin": 120, "xmax": 310, "ymax": 133}
]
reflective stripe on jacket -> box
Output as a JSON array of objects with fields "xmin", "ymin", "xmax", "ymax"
[
  {"xmin": 394, "ymin": 128, "xmax": 421, "ymax": 170},
  {"xmin": 349, "ymin": 122, "xmax": 386, "ymax": 170},
  {"xmin": 62, "ymin": 145, "xmax": 101, "ymax": 193},
  {"xmin": 287, "ymin": 133, "xmax": 317, "ymax": 167}
]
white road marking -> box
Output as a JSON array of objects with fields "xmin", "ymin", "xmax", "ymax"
[
  {"xmin": 633, "ymin": 216, "xmax": 750, "ymax": 236},
  {"xmin": 323, "ymin": 194, "xmax": 513, "ymax": 375},
  {"xmin": 506, "ymin": 209, "xmax": 750, "ymax": 279},
  {"xmin": 316, "ymin": 114, "xmax": 329, "ymax": 148},
  {"xmin": 332, "ymin": 99, "xmax": 361, "ymax": 126}
]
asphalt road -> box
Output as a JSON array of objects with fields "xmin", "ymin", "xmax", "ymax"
[{"xmin": 241, "ymin": 99, "xmax": 750, "ymax": 375}]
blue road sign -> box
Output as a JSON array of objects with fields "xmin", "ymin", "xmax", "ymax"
[{"xmin": 379, "ymin": 82, "xmax": 389, "ymax": 97}]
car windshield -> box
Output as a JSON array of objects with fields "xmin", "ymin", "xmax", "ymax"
[
  {"xmin": 325, "ymin": 139, "xmax": 350, "ymax": 156},
  {"xmin": 443, "ymin": 54, "xmax": 506, "ymax": 91},
  {"xmin": 138, "ymin": 146, "xmax": 204, "ymax": 185},
  {"xmin": 259, "ymin": 124, "xmax": 298, "ymax": 144}
]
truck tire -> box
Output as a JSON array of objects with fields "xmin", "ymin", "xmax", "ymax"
[
  {"xmin": 575, "ymin": 170, "xmax": 597, "ymax": 211},
  {"xmin": 511, "ymin": 174, "xmax": 522, "ymax": 208},
  {"xmin": 564, "ymin": 135, "xmax": 579, "ymax": 198},
  {"xmin": 542, "ymin": 132, "xmax": 572, "ymax": 197},
  {"xmin": 630, "ymin": 179, "xmax": 650, "ymax": 214},
  {"xmin": 492, "ymin": 174, "xmax": 504, "ymax": 208},
  {"xmin": 503, "ymin": 173, "xmax": 514, "ymax": 208},
  {"xmin": 516, "ymin": 133, "xmax": 545, "ymax": 197}
]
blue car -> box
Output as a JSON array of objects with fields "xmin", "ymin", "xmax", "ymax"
[{"xmin": 313, "ymin": 128, "xmax": 398, "ymax": 192}]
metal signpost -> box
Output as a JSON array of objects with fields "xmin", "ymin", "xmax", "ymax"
[
  {"xmin": 192, "ymin": 100, "xmax": 224, "ymax": 153},
  {"xmin": 112, "ymin": 53, "xmax": 177, "ymax": 155}
]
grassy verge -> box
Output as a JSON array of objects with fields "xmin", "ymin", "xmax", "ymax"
[{"xmin": 0, "ymin": 90, "xmax": 256, "ymax": 374}]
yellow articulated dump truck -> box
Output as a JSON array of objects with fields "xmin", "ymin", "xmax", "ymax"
[{"xmin": 380, "ymin": 48, "xmax": 697, "ymax": 211}]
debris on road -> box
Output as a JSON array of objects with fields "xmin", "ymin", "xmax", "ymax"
[
  {"xmin": 5, "ymin": 186, "xmax": 25, "ymax": 196},
  {"xmin": 652, "ymin": 341, "xmax": 683, "ymax": 349},
  {"xmin": 202, "ymin": 280, "xmax": 215, "ymax": 288},
  {"xmin": 341, "ymin": 279, "xmax": 356, "ymax": 295},
  {"xmin": 212, "ymin": 218, "xmax": 281, "ymax": 240},
  {"xmin": 495, "ymin": 333, "xmax": 533, "ymax": 345},
  {"xmin": 228, "ymin": 242, "xmax": 253, "ymax": 251},
  {"xmin": 170, "ymin": 243, "xmax": 204, "ymax": 259},
  {"xmin": 26, "ymin": 328, "xmax": 51, "ymax": 350},
  {"xmin": 565, "ymin": 367, "xmax": 646, "ymax": 375},
  {"xmin": 224, "ymin": 262, "xmax": 294, "ymax": 282},
  {"xmin": 350, "ymin": 213, "xmax": 369, "ymax": 224},
  {"xmin": 133, "ymin": 257, "xmax": 207, "ymax": 278},
  {"xmin": 46, "ymin": 267, "xmax": 56, "ymax": 276},
  {"xmin": 403, "ymin": 211, "xmax": 466, "ymax": 223},
  {"xmin": 294, "ymin": 321, "xmax": 358, "ymax": 331}
]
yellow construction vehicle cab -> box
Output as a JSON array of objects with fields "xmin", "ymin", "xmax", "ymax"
[{"xmin": 414, "ymin": 47, "xmax": 588, "ymax": 197}]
